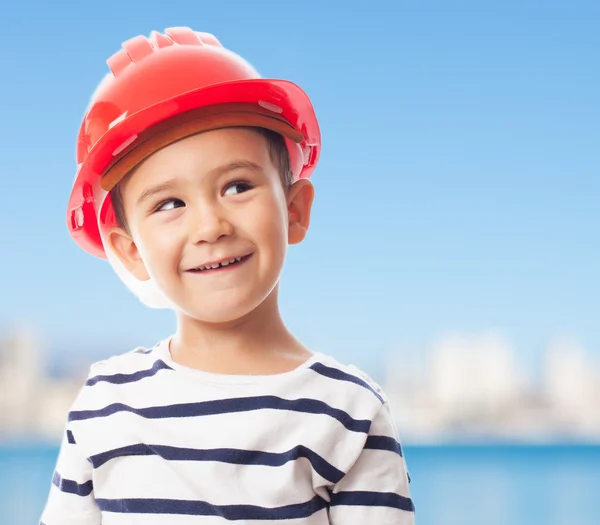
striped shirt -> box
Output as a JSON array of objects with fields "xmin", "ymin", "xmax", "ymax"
[{"xmin": 40, "ymin": 339, "xmax": 415, "ymax": 524}]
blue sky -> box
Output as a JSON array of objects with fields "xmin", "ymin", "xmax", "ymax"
[{"xmin": 1, "ymin": 0, "xmax": 598, "ymax": 378}]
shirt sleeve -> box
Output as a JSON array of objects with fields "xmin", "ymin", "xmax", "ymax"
[
  {"xmin": 328, "ymin": 401, "xmax": 415, "ymax": 524},
  {"xmin": 39, "ymin": 393, "xmax": 101, "ymax": 524}
]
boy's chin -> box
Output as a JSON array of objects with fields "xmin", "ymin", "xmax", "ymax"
[{"xmin": 176, "ymin": 297, "xmax": 271, "ymax": 326}]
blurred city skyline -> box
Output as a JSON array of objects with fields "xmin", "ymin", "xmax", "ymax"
[{"xmin": 1, "ymin": 326, "xmax": 599, "ymax": 444}]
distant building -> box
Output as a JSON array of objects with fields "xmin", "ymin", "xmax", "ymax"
[
  {"xmin": 542, "ymin": 336, "xmax": 600, "ymax": 437},
  {"xmin": 0, "ymin": 328, "xmax": 81, "ymax": 441},
  {"xmin": 0, "ymin": 327, "xmax": 45, "ymax": 436},
  {"xmin": 427, "ymin": 332, "xmax": 522, "ymax": 414}
]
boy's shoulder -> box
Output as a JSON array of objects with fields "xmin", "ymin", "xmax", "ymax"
[
  {"xmin": 67, "ymin": 341, "xmax": 169, "ymax": 415},
  {"xmin": 84, "ymin": 340, "xmax": 167, "ymax": 380},
  {"xmin": 312, "ymin": 351, "xmax": 389, "ymax": 405}
]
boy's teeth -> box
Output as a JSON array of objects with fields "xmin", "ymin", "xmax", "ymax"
[{"xmin": 196, "ymin": 256, "xmax": 243, "ymax": 271}]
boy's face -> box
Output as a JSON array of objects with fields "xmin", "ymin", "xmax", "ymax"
[{"xmin": 108, "ymin": 127, "xmax": 314, "ymax": 323}]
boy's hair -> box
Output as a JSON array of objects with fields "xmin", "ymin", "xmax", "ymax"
[{"xmin": 110, "ymin": 127, "xmax": 293, "ymax": 232}]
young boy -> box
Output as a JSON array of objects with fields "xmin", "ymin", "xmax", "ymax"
[{"xmin": 41, "ymin": 27, "xmax": 415, "ymax": 524}]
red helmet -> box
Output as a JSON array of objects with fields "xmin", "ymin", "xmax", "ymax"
[{"xmin": 67, "ymin": 27, "xmax": 321, "ymax": 259}]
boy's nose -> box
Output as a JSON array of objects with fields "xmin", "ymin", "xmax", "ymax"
[{"xmin": 188, "ymin": 205, "xmax": 233, "ymax": 244}]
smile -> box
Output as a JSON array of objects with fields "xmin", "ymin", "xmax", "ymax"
[{"xmin": 187, "ymin": 254, "xmax": 252, "ymax": 273}]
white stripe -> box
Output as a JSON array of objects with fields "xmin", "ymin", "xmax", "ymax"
[
  {"xmin": 40, "ymin": 484, "xmax": 100, "ymax": 524},
  {"xmin": 329, "ymin": 506, "xmax": 414, "ymax": 524},
  {"xmin": 98, "ymin": 508, "xmax": 331, "ymax": 525},
  {"xmin": 95, "ymin": 455, "xmax": 328, "ymax": 504}
]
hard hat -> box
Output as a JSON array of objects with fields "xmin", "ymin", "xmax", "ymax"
[{"xmin": 66, "ymin": 27, "xmax": 321, "ymax": 308}]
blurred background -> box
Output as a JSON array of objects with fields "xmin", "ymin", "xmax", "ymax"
[{"xmin": 1, "ymin": 1, "xmax": 599, "ymax": 524}]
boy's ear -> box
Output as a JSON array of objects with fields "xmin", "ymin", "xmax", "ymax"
[
  {"xmin": 287, "ymin": 179, "xmax": 315, "ymax": 245},
  {"xmin": 106, "ymin": 227, "xmax": 151, "ymax": 281}
]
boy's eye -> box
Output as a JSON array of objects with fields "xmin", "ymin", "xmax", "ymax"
[
  {"xmin": 223, "ymin": 181, "xmax": 253, "ymax": 196},
  {"xmin": 155, "ymin": 198, "xmax": 185, "ymax": 212}
]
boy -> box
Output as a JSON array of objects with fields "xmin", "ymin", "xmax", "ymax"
[{"xmin": 41, "ymin": 27, "xmax": 415, "ymax": 524}]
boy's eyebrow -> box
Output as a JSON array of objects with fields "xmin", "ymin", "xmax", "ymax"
[
  {"xmin": 216, "ymin": 159, "xmax": 263, "ymax": 175},
  {"xmin": 135, "ymin": 159, "xmax": 264, "ymax": 206},
  {"xmin": 136, "ymin": 180, "xmax": 178, "ymax": 206}
]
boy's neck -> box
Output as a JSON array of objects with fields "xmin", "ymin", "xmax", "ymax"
[{"xmin": 170, "ymin": 288, "xmax": 312, "ymax": 375}]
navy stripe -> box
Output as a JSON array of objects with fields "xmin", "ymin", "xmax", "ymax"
[
  {"xmin": 69, "ymin": 396, "xmax": 370, "ymax": 433},
  {"xmin": 52, "ymin": 471, "xmax": 93, "ymax": 497},
  {"xmin": 309, "ymin": 363, "xmax": 384, "ymax": 403},
  {"xmin": 85, "ymin": 359, "xmax": 173, "ymax": 387},
  {"xmin": 330, "ymin": 491, "xmax": 414, "ymax": 512},
  {"xmin": 96, "ymin": 495, "xmax": 328, "ymax": 519},
  {"xmin": 66, "ymin": 430, "xmax": 76, "ymax": 444},
  {"xmin": 90, "ymin": 443, "xmax": 345, "ymax": 483},
  {"xmin": 365, "ymin": 435, "xmax": 403, "ymax": 457}
]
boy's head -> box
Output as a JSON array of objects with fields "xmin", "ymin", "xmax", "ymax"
[
  {"xmin": 105, "ymin": 125, "xmax": 314, "ymax": 323},
  {"xmin": 66, "ymin": 27, "xmax": 320, "ymax": 310}
]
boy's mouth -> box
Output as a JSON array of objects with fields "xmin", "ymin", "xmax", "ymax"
[{"xmin": 187, "ymin": 254, "xmax": 252, "ymax": 273}]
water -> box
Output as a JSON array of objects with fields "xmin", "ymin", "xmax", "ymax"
[{"xmin": 1, "ymin": 443, "xmax": 599, "ymax": 525}]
